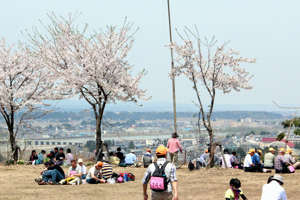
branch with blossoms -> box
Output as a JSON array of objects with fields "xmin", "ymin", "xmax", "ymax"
[{"xmin": 167, "ymin": 26, "xmax": 256, "ymax": 168}]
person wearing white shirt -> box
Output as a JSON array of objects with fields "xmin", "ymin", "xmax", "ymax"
[
  {"xmin": 261, "ymin": 174, "xmax": 287, "ymax": 200},
  {"xmin": 244, "ymin": 149, "xmax": 263, "ymax": 172},
  {"xmin": 78, "ymin": 158, "xmax": 87, "ymax": 179}
]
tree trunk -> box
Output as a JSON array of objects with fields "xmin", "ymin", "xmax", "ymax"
[
  {"xmin": 209, "ymin": 129, "xmax": 214, "ymax": 168},
  {"xmin": 8, "ymin": 126, "xmax": 17, "ymax": 164},
  {"xmin": 95, "ymin": 116, "xmax": 103, "ymax": 163}
]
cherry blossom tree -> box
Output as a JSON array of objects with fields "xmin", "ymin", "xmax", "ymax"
[
  {"xmin": 168, "ymin": 27, "xmax": 256, "ymax": 168},
  {"xmin": 0, "ymin": 39, "xmax": 58, "ymax": 163},
  {"xmin": 25, "ymin": 13, "xmax": 148, "ymax": 161}
]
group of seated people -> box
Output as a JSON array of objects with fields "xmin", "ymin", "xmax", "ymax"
[
  {"xmin": 244, "ymin": 147, "xmax": 300, "ymax": 173},
  {"xmin": 29, "ymin": 147, "xmax": 74, "ymax": 166},
  {"xmin": 197, "ymin": 147, "xmax": 300, "ymax": 174},
  {"xmin": 36, "ymin": 158, "xmax": 113, "ymax": 185}
]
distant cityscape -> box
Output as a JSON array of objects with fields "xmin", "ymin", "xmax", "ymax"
[{"xmin": 1, "ymin": 110, "xmax": 299, "ymax": 162}]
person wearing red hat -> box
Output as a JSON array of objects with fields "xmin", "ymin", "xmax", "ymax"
[
  {"xmin": 142, "ymin": 149, "xmax": 155, "ymax": 168},
  {"xmin": 142, "ymin": 145, "xmax": 178, "ymax": 200}
]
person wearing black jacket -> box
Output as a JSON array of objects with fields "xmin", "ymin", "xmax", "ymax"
[
  {"xmin": 39, "ymin": 161, "xmax": 65, "ymax": 185},
  {"xmin": 29, "ymin": 150, "xmax": 38, "ymax": 163},
  {"xmin": 116, "ymin": 147, "xmax": 124, "ymax": 163}
]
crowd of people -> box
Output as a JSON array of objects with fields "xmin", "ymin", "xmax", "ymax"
[{"xmin": 29, "ymin": 132, "xmax": 298, "ymax": 200}]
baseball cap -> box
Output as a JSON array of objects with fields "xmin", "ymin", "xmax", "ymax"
[
  {"xmin": 78, "ymin": 158, "xmax": 83, "ymax": 163},
  {"xmin": 95, "ymin": 161, "xmax": 103, "ymax": 167},
  {"xmin": 156, "ymin": 145, "xmax": 169, "ymax": 156},
  {"xmin": 279, "ymin": 148, "xmax": 285, "ymax": 153},
  {"xmin": 146, "ymin": 149, "xmax": 151, "ymax": 153}
]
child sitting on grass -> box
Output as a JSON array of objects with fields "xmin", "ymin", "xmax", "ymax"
[{"xmin": 225, "ymin": 178, "xmax": 248, "ymax": 200}]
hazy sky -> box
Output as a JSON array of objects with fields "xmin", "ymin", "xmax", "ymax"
[{"xmin": 1, "ymin": 0, "xmax": 299, "ymax": 108}]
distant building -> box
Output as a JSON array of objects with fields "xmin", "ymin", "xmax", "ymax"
[{"xmin": 260, "ymin": 138, "xmax": 295, "ymax": 148}]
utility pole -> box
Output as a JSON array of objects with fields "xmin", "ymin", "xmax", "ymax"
[{"xmin": 167, "ymin": 0, "xmax": 177, "ymax": 133}]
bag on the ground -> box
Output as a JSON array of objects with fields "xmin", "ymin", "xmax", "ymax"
[
  {"xmin": 117, "ymin": 176, "xmax": 123, "ymax": 183},
  {"xmin": 119, "ymin": 173, "xmax": 135, "ymax": 181},
  {"xmin": 288, "ymin": 165, "xmax": 295, "ymax": 173},
  {"xmin": 150, "ymin": 162, "xmax": 169, "ymax": 192},
  {"xmin": 188, "ymin": 160, "xmax": 195, "ymax": 171},
  {"xmin": 118, "ymin": 162, "xmax": 126, "ymax": 167},
  {"xmin": 195, "ymin": 161, "xmax": 201, "ymax": 169}
]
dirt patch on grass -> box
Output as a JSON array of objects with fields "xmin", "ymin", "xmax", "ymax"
[{"xmin": 0, "ymin": 164, "xmax": 299, "ymax": 200}]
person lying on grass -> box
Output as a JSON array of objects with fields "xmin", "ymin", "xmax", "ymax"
[{"xmin": 225, "ymin": 178, "xmax": 248, "ymax": 200}]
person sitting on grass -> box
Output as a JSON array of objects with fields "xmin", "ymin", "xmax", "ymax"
[
  {"xmin": 47, "ymin": 150, "xmax": 56, "ymax": 163},
  {"xmin": 29, "ymin": 150, "xmax": 38, "ymax": 165},
  {"xmin": 37, "ymin": 150, "xmax": 46, "ymax": 165},
  {"xmin": 275, "ymin": 148, "xmax": 292, "ymax": 173},
  {"xmin": 252, "ymin": 149, "xmax": 263, "ymax": 167},
  {"xmin": 220, "ymin": 149, "xmax": 234, "ymax": 168},
  {"xmin": 116, "ymin": 147, "xmax": 125, "ymax": 164},
  {"xmin": 55, "ymin": 147, "xmax": 65, "ymax": 165},
  {"xmin": 225, "ymin": 178, "xmax": 248, "ymax": 200},
  {"xmin": 86, "ymin": 162, "xmax": 106, "ymax": 184},
  {"xmin": 244, "ymin": 149, "xmax": 264, "ymax": 172},
  {"xmin": 125, "ymin": 151, "xmax": 138, "ymax": 166},
  {"xmin": 65, "ymin": 148, "xmax": 74, "ymax": 166},
  {"xmin": 40, "ymin": 161, "xmax": 66, "ymax": 178},
  {"xmin": 38, "ymin": 161, "xmax": 65, "ymax": 185},
  {"xmin": 284, "ymin": 149, "xmax": 300, "ymax": 169},
  {"xmin": 60, "ymin": 160, "xmax": 82, "ymax": 185},
  {"xmin": 264, "ymin": 147, "xmax": 276, "ymax": 169},
  {"xmin": 109, "ymin": 151, "xmax": 120, "ymax": 165},
  {"xmin": 78, "ymin": 158, "xmax": 87, "ymax": 179}
]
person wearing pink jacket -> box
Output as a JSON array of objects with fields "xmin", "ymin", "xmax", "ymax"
[{"xmin": 167, "ymin": 132, "xmax": 183, "ymax": 165}]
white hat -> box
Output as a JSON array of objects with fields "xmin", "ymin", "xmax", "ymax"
[
  {"xmin": 78, "ymin": 158, "xmax": 83, "ymax": 163},
  {"xmin": 271, "ymin": 174, "xmax": 284, "ymax": 185}
]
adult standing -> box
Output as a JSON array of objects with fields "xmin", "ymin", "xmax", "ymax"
[
  {"xmin": 261, "ymin": 174, "xmax": 287, "ymax": 200},
  {"xmin": 167, "ymin": 132, "xmax": 182, "ymax": 166},
  {"xmin": 142, "ymin": 145, "xmax": 178, "ymax": 200},
  {"xmin": 142, "ymin": 149, "xmax": 155, "ymax": 168},
  {"xmin": 275, "ymin": 148, "xmax": 291, "ymax": 173},
  {"xmin": 264, "ymin": 147, "xmax": 276, "ymax": 168}
]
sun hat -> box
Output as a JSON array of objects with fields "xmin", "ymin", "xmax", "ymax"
[
  {"xmin": 268, "ymin": 147, "xmax": 275, "ymax": 152},
  {"xmin": 248, "ymin": 149, "xmax": 255, "ymax": 154},
  {"xmin": 279, "ymin": 148, "xmax": 285, "ymax": 153},
  {"xmin": 146, "ymin": 149, "xmax": 151, "ymax": 153},
  {"xmin": 78, "ymin": 158, "xmax": 83, "ymax": 163},
  {"xmin": 271, "ymin": 174, "xmax": 284, "ymax": 185},
  {"xmin": 286, "ymin": 149, "xmax": 292, "ymax": 153},
  {"xmin": 257, "ymin": 150, "xmax": 262, "ymax": 154},
  {"xmin": 156, "ymin": 145, "xmax": 169, "ymax": 156}
]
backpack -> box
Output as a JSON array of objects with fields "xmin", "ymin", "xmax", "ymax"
[
  {"xmin": 150, "ymin": 162, "xmax": 169, "ymax": 192},
  {"xmin": 188, "ymin": 161, "xmax": 195, "ymax": 171},
  {"xmin": 119, "ymin": 173, "xmax": 135, "ymax": 181}
]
